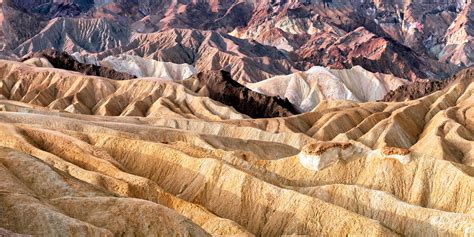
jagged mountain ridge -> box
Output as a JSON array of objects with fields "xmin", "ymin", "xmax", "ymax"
[
  {"xmin": 71, "ymin": 53, "xmax": 197, "ymax": 80},
  {"xmin": 2, "ymin": 0, "xmax": 473, "ymax": 81},
  {"xmin": 184, "ymin": 70, "xmax": 299, "ymax": 118},
  {"xmin": 14, "ymin": 21, "xmax": 296, "ymax": 83}
]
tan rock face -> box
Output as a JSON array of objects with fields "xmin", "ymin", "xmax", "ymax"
[
  {"xmin": 302, "ymin": 142, "xmax": 353, "ymax": 155},
  {"xmin": 0, "ymin": 60, "xmax": 248, "ymax": 120},
  {"xmin": 0, "ymin": 60, "xmax": 473, "ymax": 236}
]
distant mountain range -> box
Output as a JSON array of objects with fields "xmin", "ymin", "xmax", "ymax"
[{"xmin": 1, "ymin": 0, "xmax": 472, "ymax": 82}]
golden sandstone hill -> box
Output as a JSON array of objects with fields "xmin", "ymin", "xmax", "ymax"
[{"xmin": 0, "ymin": 60, "xmax": 473, "ymax": 236}]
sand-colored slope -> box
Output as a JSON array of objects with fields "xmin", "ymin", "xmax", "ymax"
[
  {"xmin": 0, "ymin": 146, "xmax": 211, "ymax": 236},
  {"xmin": 247, "ymin": 66, "xmax": 409, "ymax": 112},
  {"xmin": 0, "ymin": 60, "xmax": 473, "ymax": 236},
  {"xmin": 0, "ymin": 60, "xmax": 247, "ymax": 120}
]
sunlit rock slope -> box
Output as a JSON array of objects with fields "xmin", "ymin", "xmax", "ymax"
[{"xmin": 0, "ymin": 60, "xmax": 473, "ymax": 236}]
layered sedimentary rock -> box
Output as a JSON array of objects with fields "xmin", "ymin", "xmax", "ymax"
[
  {"xmin": 381, "ymin": 78, "xmax": 454, "ymax": 102},
  {"xmin": 247, "ymin": 65, "xmax": 409, "ymax": 112},
  {"xmin": 20, "ymin": 51, "xmax": 407, "ymax": 116},
  {"xmin": 94, "ymin": 29, "xmax": 295, "ymax": 83},
  {"xmin": 23, "ymin": 50, "xmax": 136, "ymax": 80},
  {"xmin": 72, "ymin": 53, "xmax": 197, "ymax": 80},
  {"xmin": 11, "ymin": 17, "xmax": 129, "ymax": 56},
  {"xmin": 0, "ymin": 59, "xmax": 473, "ymax": 235},
  {"xmin": 0, "ymin": 1, "xmax": 474, "ymax": 235},
  {"xmin": 0, "ymin": 60, "xmax": 298, "ymax": 119},
  {"xmin": 436, "ymin": 1, "xmax": 474, "ymax": 67},
  {"xmin": 228, "ymin": 0, "xmax": 470, "ymax": 79},
  {"xmin": 0, "ymin": 60, "xmax": 247, "ymax": 120}
]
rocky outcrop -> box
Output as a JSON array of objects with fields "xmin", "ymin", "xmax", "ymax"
[
  {"xmin": 23, "ymin": 50, "xmax": 136, "ymax": 80},
  {"xmin": 380, "ymin": 79, "xmax": 452, "ymax": 102},
  {"xmin": 184, "ymin": 70, "xmax": 299, "ymax": 118}
]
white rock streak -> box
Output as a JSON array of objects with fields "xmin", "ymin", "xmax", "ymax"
[
  {"xmin": 247, "ymin": 66, "xmax": 409, "ymax": 112},
  {"xmin": 72, "ymin": 53, "xmax": 197, "ymax": 81}
]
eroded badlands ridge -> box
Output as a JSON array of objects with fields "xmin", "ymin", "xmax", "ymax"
[
  {"xmin": 24, "ymin": 50, "xmax": 410, "ymax": 114},
  {"xmin": 247, "ymin": 65, "xmax": 408, "ymax": 112},
  {"xmin": 0, "ymin": 60, "xmax": 473, "ymax": 236},
  {"xmin": 0, "ymin": 60, "xmax": 298, "ymax": 119},
  {"xmin": 381, "ymin": 78, "xmax": 454, "ymax": 102},
  {"xmin": 0, "ymin": 60, "xmax": 249, "ymax": 119},
  {"xmin": 184, "ymin": 70, "xmax": 299, "ymax": 118},
  {"xmin": 72, "ymin": 53, "xmax": 197, "ymax": 80},
  {"xmin": 23, "ymin": 50, "xmax": 136, "ymax": 80}
]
